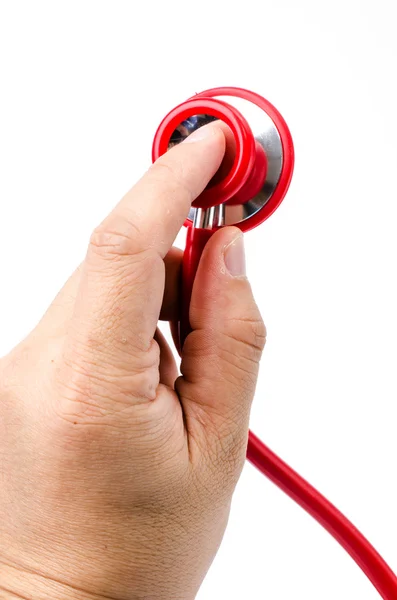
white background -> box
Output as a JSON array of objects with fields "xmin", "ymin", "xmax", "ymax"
[{"xmin": 1, "ymin": 1, "xmax": 396, "ymax": 598}]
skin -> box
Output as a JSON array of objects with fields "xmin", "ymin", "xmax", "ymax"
[{"xmin": 0, "ymin": 123, "xmax": 266, "ymax": 600}]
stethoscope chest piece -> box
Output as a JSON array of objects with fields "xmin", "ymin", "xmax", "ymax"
[{"xmin": 152, "ymin": 87, "xmax": 294, "ymax": 232}]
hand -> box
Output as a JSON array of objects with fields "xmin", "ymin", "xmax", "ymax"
[{"xmin": 0, "ymin": 124, "xmax": 266, "ymax": 600}]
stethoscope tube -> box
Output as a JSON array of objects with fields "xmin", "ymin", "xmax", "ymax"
[
  {"xmin": 153, "ymin": 87, "xmax": 397, "ymax": 599},
  {"xmin": 248, "ymin": 432, "xmax": 397, "ymax": 599}
]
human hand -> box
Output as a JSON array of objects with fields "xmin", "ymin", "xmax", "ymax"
[{"xmin": 0, "ymin": 124, "xmax": 266, "ymax": 600}]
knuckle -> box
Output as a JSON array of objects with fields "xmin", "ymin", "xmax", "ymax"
[
  {"xmin": 241, "ymin": 314, "xmax": 267, "ymax": 351},
  {"xmin": 89, "ymin": 217, "xmax": 143, "ymax": 260},
  {"xmin": 150, "ymin": 158, "xmax": 179, "ymax": 181},
  {"xmin": 221, "ymin": 314, "xmax": 267, "ymax": 364},
  {"xmin": 218, "ymin": 337, "xmax": 260, "ymax": 378}
]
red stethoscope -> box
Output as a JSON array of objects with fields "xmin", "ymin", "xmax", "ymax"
[{"xmin": 152, "ymin": 87, "xmax": 397, "ymax": 599}]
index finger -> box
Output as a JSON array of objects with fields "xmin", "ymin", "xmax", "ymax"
[
  {"xmin": 94, "ymin": 123, "xmax": 226, "ymax": 259},
  {"xmin": 63, "ymin": 124, "xmax": 226, "ymax": 396}
]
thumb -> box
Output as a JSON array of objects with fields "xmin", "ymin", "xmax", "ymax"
[{"xmin": 176, "ymin": 227, "xmax": 266, "ymax": 462}]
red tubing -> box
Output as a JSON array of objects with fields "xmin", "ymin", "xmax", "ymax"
[
  {"xmin": 179, "ymin": 227, "xmax": 214, "ymax": 348},
  {"xmin": 248, "ymin": 432, "xmax": 397, "ymax": 599}
]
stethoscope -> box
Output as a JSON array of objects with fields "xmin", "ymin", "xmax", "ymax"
[{"xmin": 152, "ymin": 87, "xmax": 397, "ymax": 599}]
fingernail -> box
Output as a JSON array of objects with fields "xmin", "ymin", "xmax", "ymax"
[
  {"xmin": 224, "ymin": 234, "xmax": 246, "ymax": 277},
  {"xmin": 183, "ymin": 124, "xmax": 217, "ymax": 143}
]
